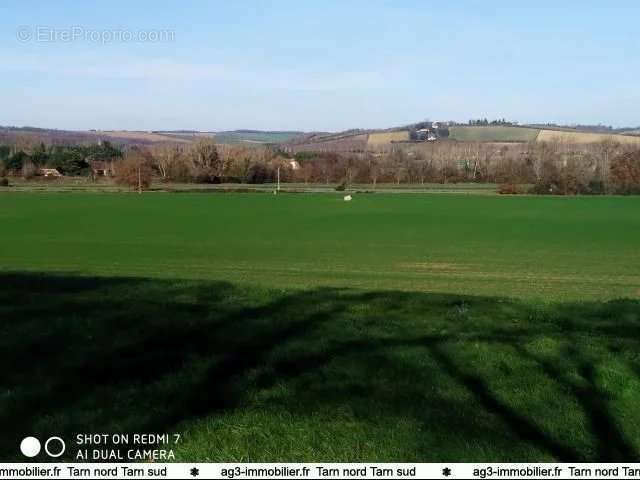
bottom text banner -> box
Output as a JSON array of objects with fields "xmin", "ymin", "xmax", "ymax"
[{"xmin": 0, "ymin": 463, "xmax": 638, "ymax": 479}]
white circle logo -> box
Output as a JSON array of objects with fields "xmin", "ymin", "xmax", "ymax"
[
  {"xmin": 45, "ymin": 437, "xmax": 66, "ymax": 458},
  {"xmin": 20, "ymin": 437, "xmax": 41, "ymax": 457}
]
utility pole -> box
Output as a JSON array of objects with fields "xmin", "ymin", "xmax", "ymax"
[
  {"xmin": 138, "ymin": 165, "xmax": 142, "ymax": 194},
  {"xmin": 603, "ymin": 149, "xmax": 609, "ymax": 194},
  {"xmin": 277, "ymin": 166, "xmax": 280, "ymax": 193}
]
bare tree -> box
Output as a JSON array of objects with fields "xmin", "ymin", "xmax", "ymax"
[
  {"xmin": 21, "ymin": 158, "xmax": 37, "ymax": 179},
  {"xmin": 594, "ymin": 139, "xmax": 619, "ymax": 193},
  {"xmin": 344, "ymin": 155, "xmax": 358, "ymax": 187},
  {"xmin": 416, "ymin": 155, "xmax": 434, "ymax": 185},
  {"xmin": 189, "ymin": 138, "xmax": 227, "ymax": 182},
  {"xmin": 365, "ymin": 153, "xmax": 380, "ymax": 189},
  {"xmin": 531, "ymin": 140, "xmax": 559, "ymax": 182},
  {"xmin": 298, "ymin": 162, "xmax": 313, "ymax": 184},
  {"xmin": 153, "ymin": 144, "xmax": 183, "ymax": 180},
  {"xmin": 115, "ymin": 148, "xmax": 153, "ymax": 192},
  {"xmin": 389, "ymin": 148, "xmax": 407, "ymax": 185}
]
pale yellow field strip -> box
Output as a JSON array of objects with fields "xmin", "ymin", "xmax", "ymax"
[
  {"xmin": 367, "ymin": 130, "xmax": 410, "ymax": 145},
  {"xmin": 537, "ymin": 130, "xmax": 640, "ymax": 145}
]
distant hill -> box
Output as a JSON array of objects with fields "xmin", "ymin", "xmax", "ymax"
[
  {"xmin": 284, "ymin": 127, "xmax": 412, "ymax": 153},
  {"xmin": 155, "ymin": 130, "xmax": 307, "ymax": 145},
  {"xmin": 528, "ymin": 123, "xmax": 640, "ymax": 135},
  {"xmin": 620, "ymin": 129, "xmax": 640, "ymax": 136},
  {"xmin": 3, "ymin": 122, "xmax": 640, "ymax": 150},
  {"xmin": 213, "ymin": 130, "xmax": 306, "ymax": 145},
  {"xmin": 0, "ymin": 126, "xmax": 189, "ymax": 146},
  {"xmin": 536, "ymin": 129, "xmax": 640, "ymax": 145},
  {"xmin": 0, "ymin": 127, "xmax": 308, "ymax": 147},
  {"xmin": 445, "ymin": 125, "xmax": 640, "ymax": 144},
  {"xmin": 283, "ymin": 123, "xmax": 640, "ymax": 153}
]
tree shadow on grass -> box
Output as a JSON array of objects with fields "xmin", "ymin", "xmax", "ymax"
[{"xmin": 0, "ymin": 272, "xmax": 639, "ymax": 461}]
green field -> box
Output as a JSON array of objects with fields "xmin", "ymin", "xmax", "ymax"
[
  {"xmin": 449, "ymin": 126, "xmax": 540, "ymax": 142},
  {"xmin": 2, "ymin": 193, "xmax": 640, "ymax": 461},
  {"xmin": 1, "ymin": 193, "xmax": 638, "ymax": 299},
  {"xmin": 213, "ymin": 131, "xmax": 305, "ymax": 144}
]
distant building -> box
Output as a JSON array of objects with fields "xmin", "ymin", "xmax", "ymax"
[
  {"xmin": 272, "ymin": 155, "xmax": 299, "ymax": 170},
  {"xmin": 89, "ymin": 160, "xmax": 113, "ymax": 177},
  {"xmin": 39, "ymin": 168, "xmax": 63, "ymax": 178},
  {"xmin": 289, "ymin": 159, "xmax": 300, "ymax": 170},
  {"xmin": 416, "ymin": 129, "xmax": 429, "ymax": 140},
  {"xmin": 416, "ymin": 129, "xmax": 437, "ymax": 142}
]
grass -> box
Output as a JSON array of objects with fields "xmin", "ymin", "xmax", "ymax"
[
  {"xmin": 3, "ymin": 178, "xmax": 499, "ymax": 195},
  {"xmin": 449, "ymin": 126, "xmax": 540, "ymax": 142},
  {"xmin": 1, "ymin": 274, "xmax": 639, "ymax": 462},
  {"xmin": 1, "ymin": 193, "xmax": 640, "ymax": 462},
  {"xmin": 1, "ymin": 193, "xmax": 639, "ymax": 300}
]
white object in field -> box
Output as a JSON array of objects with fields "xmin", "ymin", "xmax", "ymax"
[{"xmin": 344, "ymin": 195, "xmax": 352, "ymax": 201}]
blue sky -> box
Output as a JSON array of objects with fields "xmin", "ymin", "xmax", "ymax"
[{"xmin": 1, "ymin": 0, "xmax": 639, "ymax": 131}]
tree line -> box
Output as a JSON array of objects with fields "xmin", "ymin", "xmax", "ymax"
[
  {"xmin": 1, "ymin": 137, "xmax": 640, "ymax": 194},
  {"xmin": 291, "ymin": 140, "xmax": 640, "ymax": 194},
  {"xmin": 0, "ymin": 141, "xmax": 123, "ymax": 177}
]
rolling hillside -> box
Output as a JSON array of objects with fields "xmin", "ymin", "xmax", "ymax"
[
  {"xmin": 213, "ymin": 130, "xmax": 306, "ymax": 145},
  {"xmin": 0, "ymin": 127, "xmax": 187, "ymax": 146},
  {"xmin": 156, "ymin": 130, "xmax": 307, "ymax": 145},
  {"xmin": 5, "ymin": 123, "xmax": 640, "ymax": 151},
  {"xmin": 0, "ymin": 127, "xmax": 306, "ymax": 147},
  {"xmin": 368, "ymin": 130, "xmax": 410, "ymax": 145},
  {"xmin": 286, "ymin": 133, "xmax": 369, "ymax": 154},
  {"xmin": 537, "ymin": 129, "xmax": 640, "ymax": 145},
  {"xmin": 448, "ymin": 126, "xmax": 540, "ymax": 142},
  {"xmin": 283, "ymin": 123, "xmax": 640, "ymax": 154}
]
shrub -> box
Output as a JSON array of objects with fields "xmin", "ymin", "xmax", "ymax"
[
  {"xmin": 529, "ymin": 161, "xmax": 590, "ymax": 195},
  {"xmin": 0, "ymin": 178, "xmax": 9, "ymax": 187},
  {"xmin": 585, "ymin": 180, "xmax": 605, "ymax": 195},
  {"xmin": 114, "ymin": 150, "xmax": 153, "ymax": 192},
  {"xmin": 245, "ymin": 163, "xmax": 273, "ymax": 184},
  {"xmin": 610, "ymin": 151, "xmax": 640, "ymax": 194},
  {"xmin": 220, "ymin": 176, "xmax": 243, "ymax": 184},
  {"xmin": 335, "ymin": 182, "xmax": 346, "ymax": 191},
  {"xmin": 166, "ymin": 159, "xmax": 193, "ymax": 183},
  {"xmin": 498, "ymin": 184, "xmax": 519, "ymax": 194}
]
